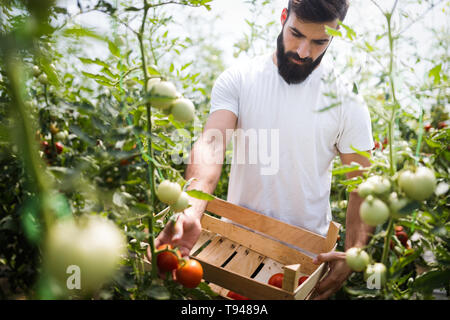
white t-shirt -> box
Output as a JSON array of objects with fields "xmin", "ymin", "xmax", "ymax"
[{"xmin": 209, "ymin": 53, "xmax": 374, "ymax": 237}]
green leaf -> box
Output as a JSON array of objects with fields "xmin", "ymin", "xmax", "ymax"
[
  {"xmin": 428, "ymin": 64, "xmax": 442, "ymax": 85},
  {"xmin": 146, "ymin": 284, "xmax": 170, "ymax": 300},
  {"xmin": 63, "ymin": 28, "xmax": 107, "ymax": 42},
  {"xmin": 325, "ymin": 25, "xmax": 342, "ymax": 37},
  {"xmin": 78, "ymin": 57, "xmax": 109, "ymax": 69},
  {"xmin": 412, "ymin": 269, "xmax": 450, "ymax": 293},
  {"xmin": 350, "ymin": 145, "xmax": 372, "ymax": 160},
  {"xmin": 340, "ymin": 176, "xmax": 363, "ymax": 186},
  {"xmin": 108, "ymin": 41, "xmax": 121, "ymax": 58},
  {"xmin": 332, "ymin": 164, "xmax": 362, "ymax": 175},
  {"xmin": 186, "ymin": 190, "xmax": 215, "ymax": 201}
]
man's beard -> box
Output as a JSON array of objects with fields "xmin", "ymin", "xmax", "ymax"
[{"xmin": 276, "ymin": 29, "xmax": 326, "ymax": 85}]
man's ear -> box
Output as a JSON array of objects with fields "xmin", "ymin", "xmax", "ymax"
[{"xmin": 281, "ymin": 8, "xmax": 288, "ymax": 26}]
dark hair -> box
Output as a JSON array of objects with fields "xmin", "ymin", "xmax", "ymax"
[{"xmin": 287, "ymin": 0, "xmax": 349, "ymax": 23}]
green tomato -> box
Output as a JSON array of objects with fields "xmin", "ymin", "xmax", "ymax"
[
  {"xmin": 364, "ymin": 263, "xmax": 387, "ymax": 288},
  {"xmin": 366, "ymin": 175, "xmax": 391, "ymax": 195},
  {"xmin": 157, "ymin": 180, "xmax": 182, "ymax": 205},
  {"xmin": 38, "ymin": 73, "xmax": 48, "ymax": 85},
  {"xmin": 170, "ymin": 191, "xmax": 190, "ymax": 212},
  {"xmin": 32, "ymin": 65, "xmax": 41, "ymax": 77},
  {"xmin": 171, "ymin": 98, "xmax": 195, "ymax": 122},
  {"xmin": 388, "ymin": 192, "xmax": 410, "ymax": 218},
  {"xmin": 398, "ymin": 167, "xmax": 436, "ymax": 201},
  {"xmin": 345, "ymin": 247, "xmax": 370, "ymax": 272},
  {"xmin": 358, "ymin": 181, "xmax": 375, "ymax": 198},
  {"xmin": 360, "ymin": 195, "xmax": 390, "ymax": 227},
  {"xmin": 44, "ymin": 215, "xmax": 126, "ymax": 294},
  {"xmin": 55, "ymin": 130, "xmax": 68, "ymax": 141},
  {"xmin": 146, "ymin": 77, "xmax": 161, "ymax": 92},
  {"xmin": 150, "ymin": 81, "xmax": 178, "ymax": 110}
]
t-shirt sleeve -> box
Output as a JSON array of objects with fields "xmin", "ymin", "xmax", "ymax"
[
  {"xmin": 209, "ymin": 67, "xmax": 240, "ymax": 117},
  {"xmin": 336, "ymin": 93, "xmax": 374, "ymax": 154}
]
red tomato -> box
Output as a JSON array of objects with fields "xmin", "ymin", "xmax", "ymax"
[
  {"xmin": 394, "ymin": 225, "xmax": 404, "ymax": 233},
  {"xmin": 176, "ymin": 259, "xmax": 203, "ymax": 288},
  {"xmin": 395, "ymin": 231, "xmax": 409, "ymax": 247},
  {"xmin": 438, "ymin": 122, "xmax": 447, "ymax": 129},
  {"xmin": 373, "ymin": 141, "xmax": 380, "ymax": 150},
  {"xmin": 298, "ymin": 276, "xmax": 309, "ymax": 285},
  {"xmin": 226, "ymin": 291, "xmax": 250, "ymax": 300},
  {"xmin": 424, "ymin": 123, "xmax": 432, "ymax": 132},
  {"xmin": 55, "ymin": 142, "xmax": 63, "ymax": 154},
  {"xmin": 268, "ymin": 273, "xmax": 284, "ymax": 289},
  {"xmin": 156, "ymin": 244, "xmax": 180, "ymax": 273}
]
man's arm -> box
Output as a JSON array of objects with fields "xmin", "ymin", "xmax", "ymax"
[
  {"xmin": 153, "ymin": 109, "xmax": 237, "ymax": 257},
  {"xmin": 312, "ymin": 151, "xmax": 373, "ymax": 299},
  {"xmin": 339, "ymin": 152, "xmax": 375, "ymax": 249}
]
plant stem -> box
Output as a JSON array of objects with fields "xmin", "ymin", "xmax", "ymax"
[
  {"xmin": 138, "ymin": 0, "xmax": 158, "ymax": 279},
  {"xmin": 382, "ymin": 2, "xmax": 400, "ymax": 267}
]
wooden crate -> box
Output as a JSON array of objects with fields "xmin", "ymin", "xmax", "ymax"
[{"xmin": 189, "ymin": 198, "xmax": 340, "ymax": 300}]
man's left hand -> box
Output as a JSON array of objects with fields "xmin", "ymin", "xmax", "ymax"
[{"xmin": 311, "ymin": 251, "xmax": 353, "ymax": 300}]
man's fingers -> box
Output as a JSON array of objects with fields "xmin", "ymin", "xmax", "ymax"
[
  {"xmin": 313, "ymin": 251, "xmax": 346, "ymax": 264},
  {"xmin": 312, "ymin": 288, "xmax": 335, "ymax": 300}
]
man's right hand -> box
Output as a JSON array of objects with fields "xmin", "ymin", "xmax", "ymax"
[{"xmin": 151, "ymin": 211, "xmax": 202, "ymax": 259}]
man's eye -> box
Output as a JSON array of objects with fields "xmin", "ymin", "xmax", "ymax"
[
  {"xmin": 314, "ymin": 41, "xmax": 327, "ymax": 45},
  {"xmin": 292, "ymin": 32, "xmax": 303, "ymax": 38}
]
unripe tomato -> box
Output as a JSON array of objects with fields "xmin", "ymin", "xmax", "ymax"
[
  {"xmin": 44, "ymin": 215, "xmax": 126, "ymax": 294},
  {"xmin": 156, "ymin": 244, "xmax": 180, "ymax": 273},
  {"xmin": 50, "ymin": 123, "xmax": 59, "ymax": 135},
  {"xmin": 358, "ymin": 181, "xmax": 375, "ymax": 198},
  {"xmin": 360, "ymin": 196, "xmax": 390, "ymax": 227},
  {"xmin": 156, "ymin": 180, "xmax": 182, "ymax": 205},
  {"xmin": 146, "ymin": 77, "xmax": 161, "ymax": 92},
  {"xmin": 366, "ymin": 176, "xmax": 391, "ymax": 195},
  {"xmin": 388, "ymin": 192, "xmax": 409, "ymax": 218},
  {"xmin": 32, "ymin": 65, "xmax": 41, "ymax": 77},
  {"xmin": 398, "ymin": 167, "xmax": 436, "ymax": 201},
  {"xmin": 170, "ymin": 98, "xmax": 195, "ymax": 122},
  {"xmin": 55, "ymin": 130, "xmax": 68, "ymax": 141},
  {"xmin": 150, "ymin": 81, "xmax": 178, "ymax": 110},
  {"xmin": 170, "ymin": 191, "xmax": 190, "ymax": 212},
  {"xmin": 38, "ymin": 73, "xmax": 48, "ymax": 85},
  {"xmin": 268, "ymin": 273, "xmax": 283, "ymax": 288},
  {"xmin": 364, "ymin": 263, "xmax": 387, "ymax": 287},
  {"xmin": 226, "ymin": 291, "xmax": 250, "ymax": 300},
  {"xmin": 176, "ymin": 259, "xmax": 203, "ymax": 288},
  {"xmin": 345, "ymin": 247, "xmax": 370, "ymax": 272}
]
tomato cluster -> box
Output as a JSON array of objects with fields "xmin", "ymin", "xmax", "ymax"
[
  {"xmin": 156, "ymin": 180, "xmax": 190, "ymax": 213},
  {"xmin": 156, "ymin": 245, "xmax": 203, "ymax": 289}
]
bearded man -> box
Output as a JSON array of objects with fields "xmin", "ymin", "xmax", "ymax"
[{"xmin": 153, "ymin": 0, "xmax": 375, "ymax": 299}]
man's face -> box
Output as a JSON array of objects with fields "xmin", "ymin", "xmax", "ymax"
[{"xmin": 276, "ymin": 8, "xmax": 337, "ymax": 84}]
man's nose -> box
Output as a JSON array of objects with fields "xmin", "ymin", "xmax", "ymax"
[{"xmin": 296, "ymin": 40, "xmax": 311, "ymax": 59}]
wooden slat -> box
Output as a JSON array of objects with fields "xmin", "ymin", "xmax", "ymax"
[
  {"xmin": 206, "ymin": 198, "xmax": 327, "ymax": 254},
  {"xmin": 323, "ymin": 221, "xmax": 340, "ymax": 252},
  {"xmin": 252, "ymin": 257, "xmax": 285, "ymax": 284},
  {"xmin": 282, "ymin": 264, "xmax": 301, "ymax": 292},
  {"xmin": 196, "ymin": 235, "xmax": 238, "ymax": 266},
  {"xmin": 190, "ymin": 229, "xmax": 215, "ymax": 255},
  {"xmin": 193, "ymin": 256, "xmax": 295, "ymax": 300},
  {"xmin": 200, "ymin": 213, "xmax": 318, "ymax": 274},
  {"xmin": 224, "ymin": 245, "xmax": 265, "ymax": 276},
  {"xmin": 294, "ymin": 262, "xmax": 328, "ymax": 300}
]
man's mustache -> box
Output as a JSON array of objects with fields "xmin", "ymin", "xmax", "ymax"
[{"xmin": 284, "ymin": 52, "xmax": 313, "ymax": 64}]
